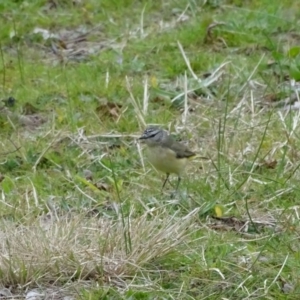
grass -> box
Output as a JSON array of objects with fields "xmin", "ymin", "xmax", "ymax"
[{"xmin": 1, "ymin": 0, "xmax": 300, "ymax": 298}]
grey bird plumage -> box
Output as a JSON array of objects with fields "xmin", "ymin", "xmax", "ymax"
[{"xmin": 139, "ymin": 126, "xmax": 195, "ymax": 191}]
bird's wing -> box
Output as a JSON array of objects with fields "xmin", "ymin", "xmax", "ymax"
[{"xmin": 161, "ymin": 137, "xmax": 195, "ymax": 159}]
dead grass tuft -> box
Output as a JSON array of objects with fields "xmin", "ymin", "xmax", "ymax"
[{"xmin": 0, "ymin": 208, "xmax": 199, "ymax": 287}]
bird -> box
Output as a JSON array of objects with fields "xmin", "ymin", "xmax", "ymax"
[{"xmin": 139, "ymin": 126, "xmax": 196, "ymax": 191}]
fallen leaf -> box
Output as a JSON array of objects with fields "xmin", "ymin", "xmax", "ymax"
[
  {"xmin": 279, "ymin": 277, "xmax": 294, "ymax": 294},
  {"xmin": 213, "ymin": 205, "xmax": 224, "ymax": 217},
  {"xmin": 150, "ymin": 75, "xmax": 158, "ymax": 87},
  {"xmin": 282, "ymin": 282, "xmax": 294, "ymax": 294},
  {"xmin": 83, "ymin": 169, "xmax": 93, "ymax": 181},
  {"xmin": 26, "ymin": 289, "xmax": 44, "ymax": 300},
  {"xmin": 39, "ymin": 213, "xmax": 55, "ymax": 231},
  {"xmin": 18, "ymin": 114, "xmax": 47, "ymax": 129},
  {"xmin": 95, "ymin": 181, "xmax": 111, "ymax": 192},
  {"xmin": 210, "ymin": 216, "xmax": 248, "ymax": 232},
  {"xmin": 96, "ymin": 101, "xmax": 122, "ymax": 120},
  {"xmin": 31, "ymin": 24, "xmax": 107, "ymax": 63},
  {"xmin": 263, "ymin": 93, "xmax": 279, "ymax": 103},
  {"xmin": 0, "ymin": 288, "xmax": 12, "ymax": 298},
  {"xmin": 204, "ymin": 22, "xmax": 226, "ymax": 44},
  {"xmin": 255, "ymin": 159, "xmax": 277, "ymax": 171},
  {"xmin": 267, "ymin": 59, "xmax": 276, "ymax": 66},
  {"xmin": 22, "ymin": 102, "xmax": 40, "ymax": 115}
]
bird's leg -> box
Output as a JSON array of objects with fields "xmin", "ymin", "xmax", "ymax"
[
  {"xmin": 161, "ymin": 173, "xmax": 170, "ymax": 191},
  {"xmin": 169, "ymin": 176, "xmax": 181, "ymax": 199},
  {"xmin": 167, "ymin": 176, "xmax": 173, "ymax": 186},
  {"xmin": 175, "ymin": 176, "xmax": 181, "ymax": 192}
]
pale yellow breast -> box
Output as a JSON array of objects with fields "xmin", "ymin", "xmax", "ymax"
[{"xmin": 146, "ymin": 146, "xmax": 187, "ymax": 175}]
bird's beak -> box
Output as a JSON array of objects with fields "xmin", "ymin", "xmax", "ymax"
[{"xmin": 139, "ymin": 133, "xmax": 147, "ymax": 140}]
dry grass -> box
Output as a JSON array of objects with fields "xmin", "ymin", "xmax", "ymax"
[
  {"xmin": 0, "ymin": 208, "xmax": 199, "ymax": 294},
  {"xmin": 1, "ymin": 0, "xmax": 300, "ymax": 298}
]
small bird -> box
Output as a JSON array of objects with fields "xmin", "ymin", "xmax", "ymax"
[{"xmin": 139, "ymin": 126, "xmax": 196, "ymax": 191}]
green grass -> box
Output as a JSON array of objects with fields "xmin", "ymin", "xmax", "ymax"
[{"xmin": 1, "ymin": 0, "xmax": 300, "ymax": 298}]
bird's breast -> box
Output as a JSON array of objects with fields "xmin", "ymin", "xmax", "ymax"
[{"xmin": 146, "ymin": 146, "xmax": 187, "ymax": 175}]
